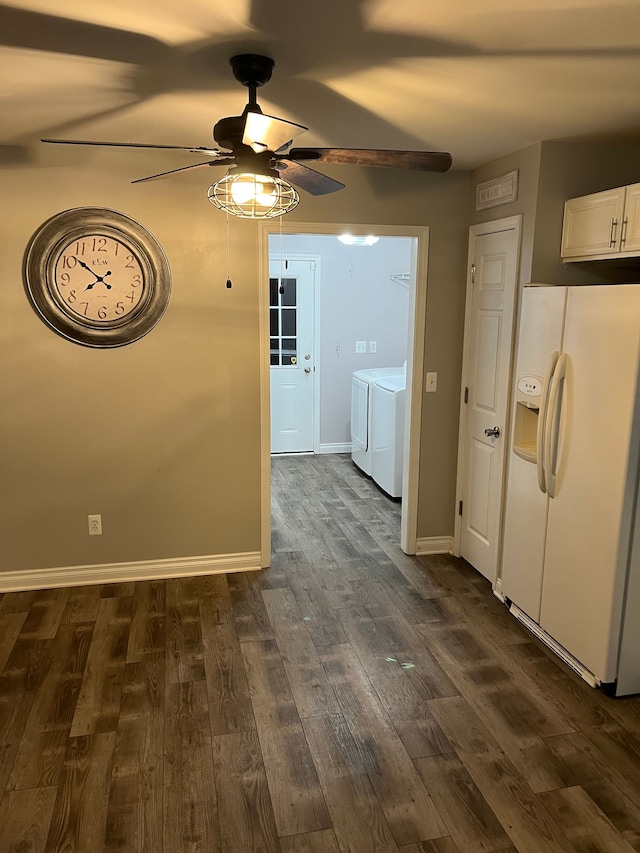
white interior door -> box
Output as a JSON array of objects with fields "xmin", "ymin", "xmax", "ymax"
[
  {"xmin": 269, "ymin": 258, "xmax": 315, "ymax": 454},
  {"xmin": 456, "ymin": 218, "xmax": 521, "ymax": 582}
]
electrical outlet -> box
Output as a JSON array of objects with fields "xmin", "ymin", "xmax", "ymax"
[
  {"xmin": 369, "ymin": 341, "xmax": 377, "ymax": 353},
  {"xmin": 426, "ymin": 372, "xmax": 438, "ymax": 392},
  {"xmin": 88, "ymin": 514, "xmax": 102, "ymax": 536},
  {"xmin": 355, "ymin": 341, "xmax": 366, "ymax": 353}
]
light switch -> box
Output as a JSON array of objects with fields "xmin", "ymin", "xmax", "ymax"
[
  {"xmin": 426, "ymin": 372, "xmax": 438, "ymax": 392},
  {"xmin": 369, "ymin": 341, "xmax": 377, "ymax": 353},
  {"xmin": 355, "ymin": 341, "xmax": 366, "ymax": 353}
]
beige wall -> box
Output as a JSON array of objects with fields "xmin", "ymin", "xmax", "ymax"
[
  {"xmin": 532, "ymin": 141, "xmax": 640, "ymax": 286},
  {"xmin": 415, "ymin": 175, "xmax": 471, "ymax": 537},
  {"xmin": 467, "ymin": 140, "xmax": 640, "ymax": 290},
  {"xmin": 468, "ymin": 143, "xmax": 542, "ymax": 285},
  {"xmin": 0, "ymin": 146, "xmax": 470, "ymax": 576},
  {"xmin": 1, "ymin": 148, "xmax": 264, "ymax": 573}
]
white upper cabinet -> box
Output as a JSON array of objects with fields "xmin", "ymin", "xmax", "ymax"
[
  {"xmin": 561, "ymin": 183, "xmax": 640, "ymax": 261},
  {"xmin": 624, "ymin": 183, "xmax": 640, "ymax": 253}
]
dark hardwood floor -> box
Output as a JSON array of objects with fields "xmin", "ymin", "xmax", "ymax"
[{"xmin": 2, "ymin": 453, "xmax": 640, "ymax": 851}]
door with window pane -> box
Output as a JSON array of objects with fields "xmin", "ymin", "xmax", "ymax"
[{"xmin": 269, "ymin": 258, "xmax": 315, "ymax": 453}]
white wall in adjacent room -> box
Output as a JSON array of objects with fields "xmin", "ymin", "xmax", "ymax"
[{"xmin": 270, "ymin": 233, "xmax": 412, "ymax": 448}]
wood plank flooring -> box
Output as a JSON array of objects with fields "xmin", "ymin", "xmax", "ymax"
[{"xmin": 2, "ymin": 453, "xmax": 640, "ymax": 852}]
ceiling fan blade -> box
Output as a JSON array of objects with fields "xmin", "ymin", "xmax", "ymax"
[
  {"xmin": 42, "ymin": 139, "xmax": 223, "ymax": 156},
  {"xmin": 288, "ymin": 148, "xmax": 453, "ymax": 173},
  {"xmin": 0, "ymin": 5, "xmax": 170, "ymax": 65},
  {"xmin": 132, "ymin": 160, "xmax": 234, "ymax": 184},
  {"xmin": 277, "ymin": 160, "xmax": 345, "ymax": 196},
  {"xmin": 243, "ymin": 112, "xmax": 308, "ymax": 153}
]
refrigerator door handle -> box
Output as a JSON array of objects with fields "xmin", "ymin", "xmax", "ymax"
[
  {"xmin": 537, "ymin": 350, "xmax": 559, "ymax": 494},
  {"xmin": 543, "ymin": 352, "xmax": 568, "ymax": 499}
]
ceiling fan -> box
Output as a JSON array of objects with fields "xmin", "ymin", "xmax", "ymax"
[{"xmin": 42, "ymin": 54, "xmax": 452, "ymax": 217}]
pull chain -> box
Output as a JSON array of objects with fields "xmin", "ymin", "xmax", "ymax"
[
  {"xmin": 279, "ymin": 213, "xmax": 284, "ymax": 295},
  {"xmin": 225, "ymin": 211, "xmax": 232, "ymax": 288}
]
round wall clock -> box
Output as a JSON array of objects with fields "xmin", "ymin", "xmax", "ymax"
[{"xmin": 24, "ymin": 207, "xmax": 171, "ymax": 347}]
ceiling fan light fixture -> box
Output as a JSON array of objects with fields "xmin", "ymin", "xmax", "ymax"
[
  {"xmin": 208, "ymin": 171, "xmax": 299, "ymax": 219},
  {"xmin": 337, "ymin": 233, "xmax": 380, "ymax": 246}
]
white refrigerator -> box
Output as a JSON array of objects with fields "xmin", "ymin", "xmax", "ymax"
[{"xmin": 500, "ymin": 283, "xmax": 640, "ymax": 696}]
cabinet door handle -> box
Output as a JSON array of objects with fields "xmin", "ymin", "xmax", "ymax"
[
  {"xmin": 609, "ymin": 217, "xmax": 618, "ymax": 247},
  {"xmin": 621, "ymin": 217, "xmax": 628, "ymax": 247}
]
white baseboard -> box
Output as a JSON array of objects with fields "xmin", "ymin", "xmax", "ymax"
[
  {"xmin": 318, "ymin": 443, "xmax": 352, "ymax": 454},
  {"xmin": 0, "ymin": 551, "xmax": 262, "ymax": 593},
  {"xmin": 493, "ymin": 576, "xmax": 506, "ymax": 602},
  {"xmin": 415, "ymin": 536, "xmax": 454, "ymax": 555},
  {"xmin": 271, "ymin": 444, "xmax": 351, "ymax": 456}
]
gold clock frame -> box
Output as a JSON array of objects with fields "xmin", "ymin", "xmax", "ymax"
[{"xmin": 24, "ymin": 207, "xmax": 171, "ymax": 348}]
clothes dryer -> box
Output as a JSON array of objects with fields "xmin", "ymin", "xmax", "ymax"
[
  {"xmin": 351, "ymin": 366, "xmax": 405, "ymax": 476},
  {"xmin": 371, "ymin": 373, "xmax": 406, "ymax": 498}
]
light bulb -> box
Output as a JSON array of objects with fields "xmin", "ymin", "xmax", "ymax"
[
  {"xmin": 256, "ymin": 184, "xmax": 277, "ymax": 207},
  {"xmin": 230, "ymin": 177, "xmax": 258, "ymax": 205},
  {"xmin": 229, "ymin": 174, "xmax": 279, "ymax": 207}
]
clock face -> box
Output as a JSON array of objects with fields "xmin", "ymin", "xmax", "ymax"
[
  {"xmin": 24, "ymin": 208, "xmax": 171, "ymax": 348},
  {"xmin": 53, "ymin": 233, "xmax": 146, "ymax": 324}
]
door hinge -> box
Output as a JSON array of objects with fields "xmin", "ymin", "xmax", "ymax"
[
  {"xmin": 464, "ymin": 386, "xmax": 469, "ymax": 404},
  {"xmin": 458, "ymin": 500, "xmax": 463, "ymax": 516},
  {"xmin": 470, "ymin": 263, "xmax": 476, "ymax": 284}
]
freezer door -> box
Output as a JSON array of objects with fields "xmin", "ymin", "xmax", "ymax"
[
  {"xmin": 617, "ymin": 455, "xmax": 640, "ymax": 695},
  {"xmin": 540, "ymin": 284, "xmax": 640, "ymax": 684},
  {"xmin": 500, "ymin": 286, "xmax": 566, "ymax": 620}
]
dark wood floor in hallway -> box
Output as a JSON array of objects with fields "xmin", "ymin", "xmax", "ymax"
[{"xmin": 2, "ymin": 453, "xmax": 640, "ymax": 852}]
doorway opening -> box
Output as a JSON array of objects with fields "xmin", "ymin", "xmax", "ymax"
[{"xmin": 258, "ymin": 222, "xmax": 430, "ymax": 566}]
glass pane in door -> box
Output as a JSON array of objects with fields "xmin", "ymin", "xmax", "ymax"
[{"xmin": 269, "ymin": 276, "xmax": 298, "ymax": 368}]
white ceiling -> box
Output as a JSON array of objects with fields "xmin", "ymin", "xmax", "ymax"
[{"xmin": 2, "ymin": 0, "xmax": 640, "ymax": 172}]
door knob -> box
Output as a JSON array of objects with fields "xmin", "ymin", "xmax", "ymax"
[
  {"xmin": 304, "ymin": 367, "xmax": 311, "ymax": 374},
  {"xmin": 484, "ymin": 426, "xmax": 501, "ymax": 438}
]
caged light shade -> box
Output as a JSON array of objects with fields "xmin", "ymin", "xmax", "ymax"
[{"xmin": 208, "ymin": 171, "xmax": 299, "ymax": 219}]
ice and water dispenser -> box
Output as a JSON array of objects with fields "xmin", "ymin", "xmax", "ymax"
[{"xmin": 512, "ymin": 375, "xmax": 543, "ymax": 462}]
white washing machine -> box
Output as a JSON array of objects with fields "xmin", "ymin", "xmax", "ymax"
[
  {"xmin": 351, "ymin": 366, "xmax": 405, "ymax": 476},
  {"xmin": 371, "ymin": 373, "xmax": 406, "ymax": 498}
]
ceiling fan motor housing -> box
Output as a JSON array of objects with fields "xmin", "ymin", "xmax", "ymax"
[
  {"xmin": 229, "ymin": 54, "xmax": 274, "ymax": 88},
  {"xmin": 229, "ymin": 151, "xmax": 278, "ymax": 178},
  {"xmin": 213, "ymin": 115, "xmax": 252, "ymax": 152}
]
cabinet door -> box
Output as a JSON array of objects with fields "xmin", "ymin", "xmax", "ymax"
[
  {"xmin": 561, "ymin": 187, "xmax": 626, "ymax": 258},
  {"xmin": 621, "ymin": 182, "xmax": 640, "ymax": 252}
]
